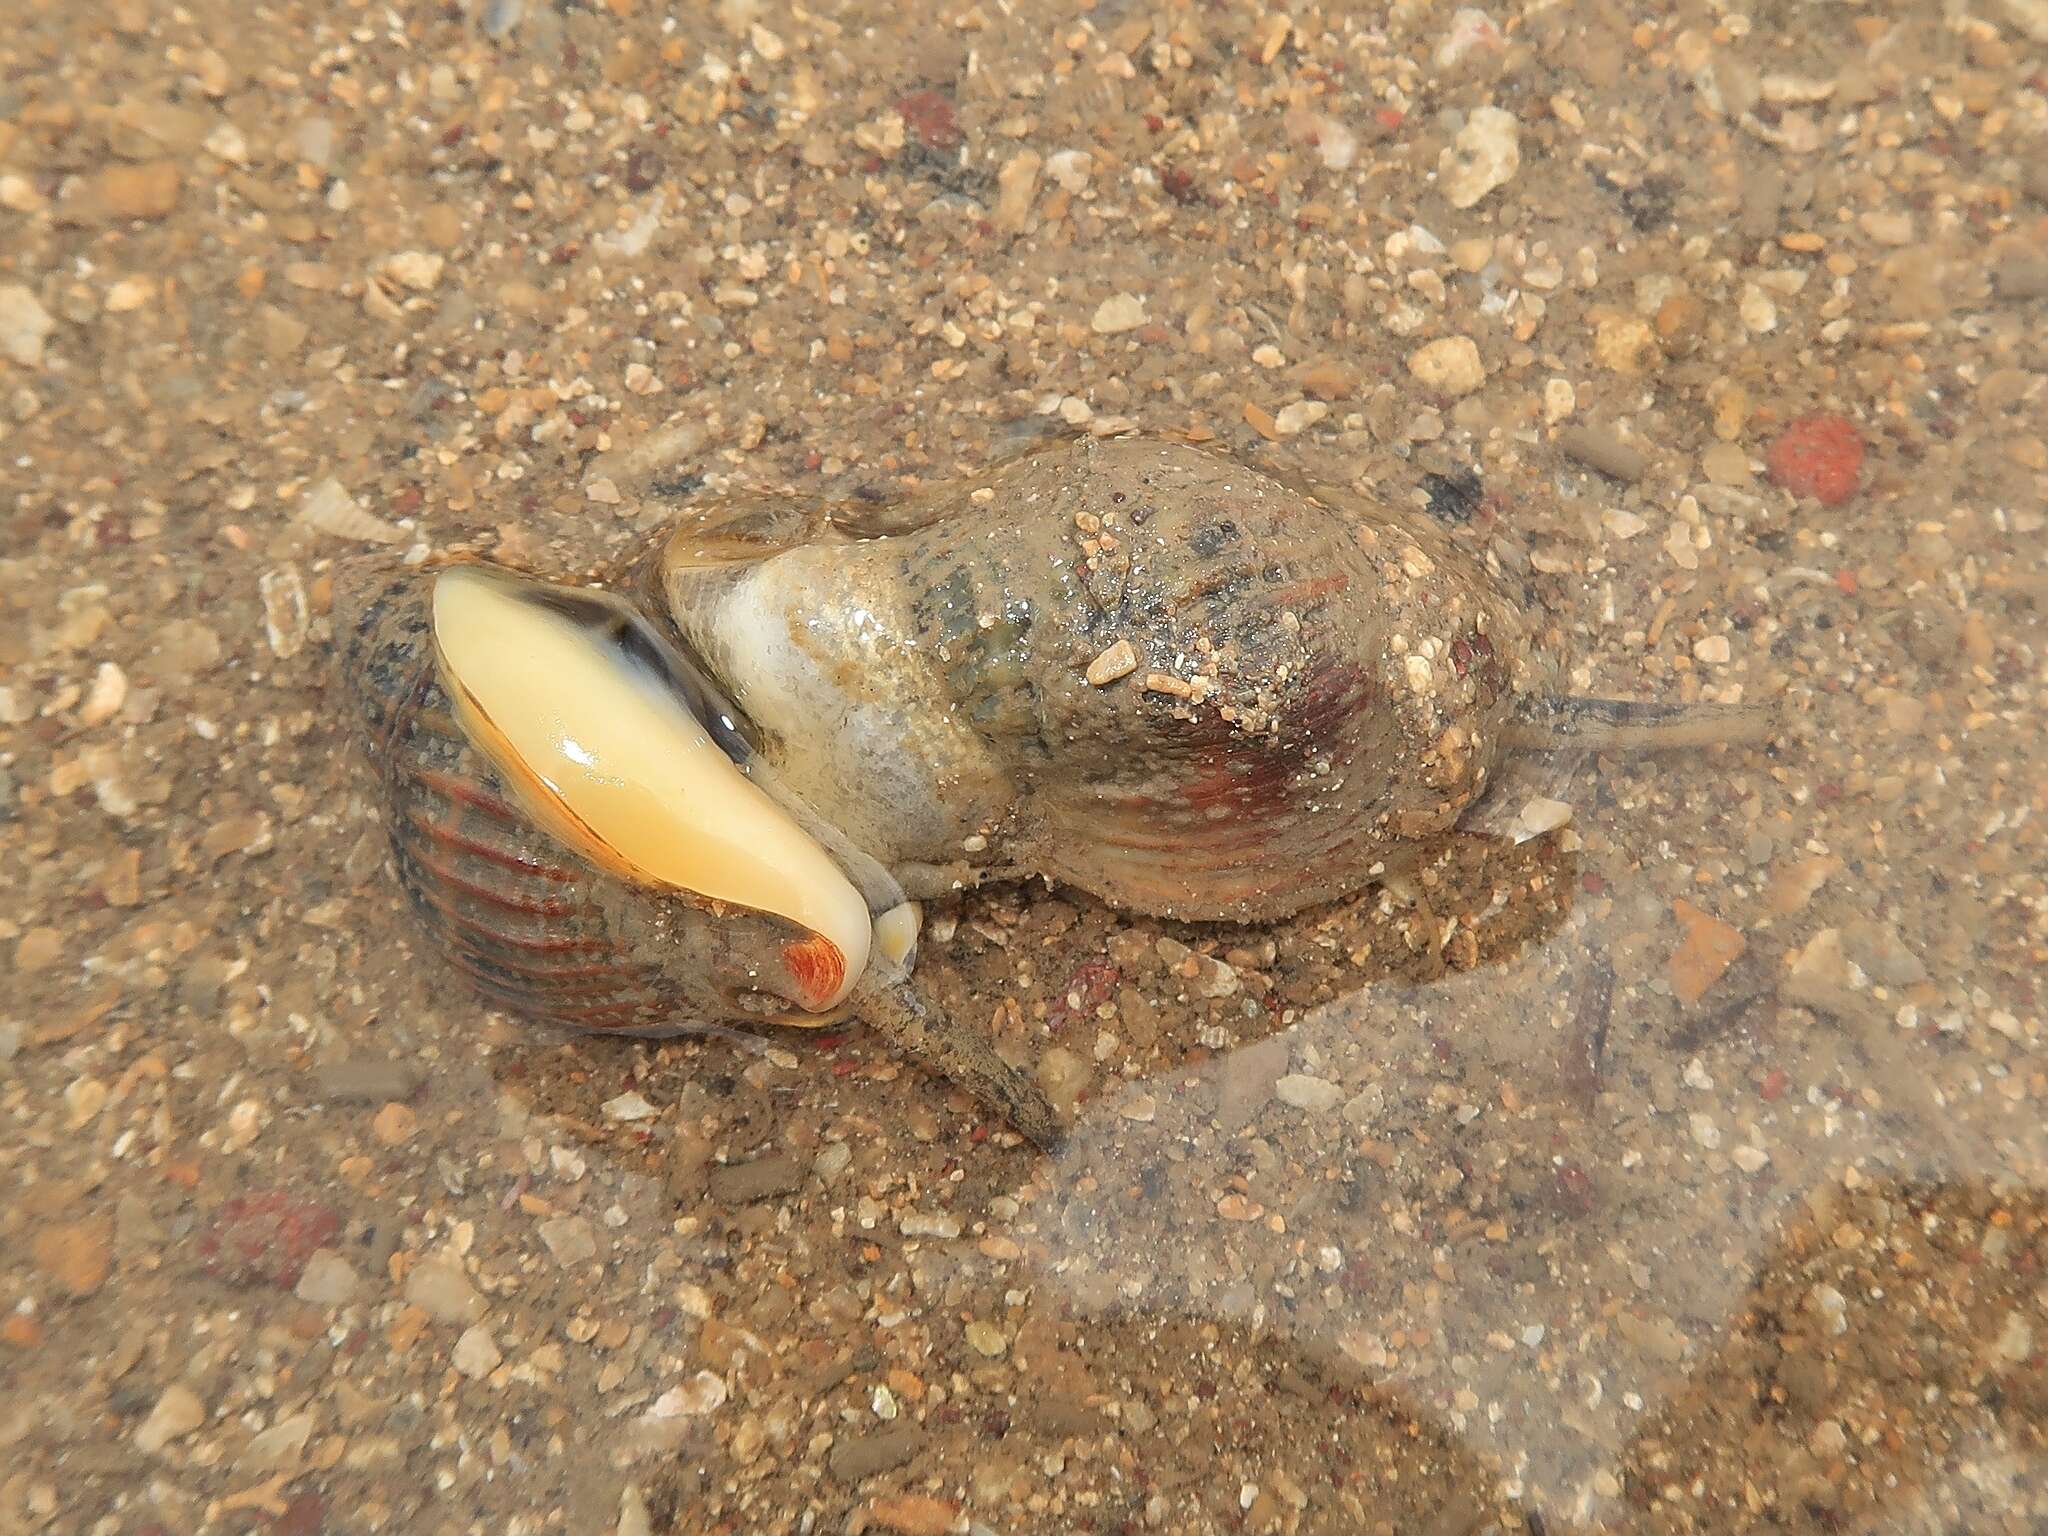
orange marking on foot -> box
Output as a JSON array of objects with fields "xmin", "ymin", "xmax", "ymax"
[{"xmin": 781, "ymin": 933, "xmax": 847, "ymax": 1013}]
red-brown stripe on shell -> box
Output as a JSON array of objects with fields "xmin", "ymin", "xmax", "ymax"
[{"xmin": 335, "ymin": 561, "xmax": 807, "ymax": 1036}]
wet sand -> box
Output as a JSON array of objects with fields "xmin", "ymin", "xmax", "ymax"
[{"xmin": 3, "ymin": 1, "xmax": 2045, "ymax": 1533}]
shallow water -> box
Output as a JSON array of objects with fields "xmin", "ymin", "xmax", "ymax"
[{"xmin": 3, "ymin": 0, "xmax": 2044, "ymax": 1533}]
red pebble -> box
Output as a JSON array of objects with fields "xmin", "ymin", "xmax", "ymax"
[
  {"xmin": 893, "ymin": 89, "xmax": 961, "ymax": 151},
  {"xmin": 198, "ymin": 1189, "xmax": 342, "ymax": 1289},
  {"xmin": 1767, "ymin": 412, "xmax": 1865, "ymax": 507},
  {"xmin": 1759, "ymin": 1069, "xmax": 1789, "ymax": 1101}
]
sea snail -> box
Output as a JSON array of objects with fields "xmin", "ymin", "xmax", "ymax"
[{"xmin": 336, "ymin": 435, "xmax": 1765, "ymax": 1148}]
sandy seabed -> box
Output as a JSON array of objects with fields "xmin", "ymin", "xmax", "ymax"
[{"xmin": 2, "ymin": 1, "xmax": 2045, "ymax": 1532}]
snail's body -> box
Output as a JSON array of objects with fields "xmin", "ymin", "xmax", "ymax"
[{"xmin": 335, "ymin": 434, "xmax": 1762, "ymax": 1147}]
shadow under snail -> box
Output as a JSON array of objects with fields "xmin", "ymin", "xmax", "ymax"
[{"xmin": 334, "ymin": 434, "xmax": 1766, "ymax": 1149}]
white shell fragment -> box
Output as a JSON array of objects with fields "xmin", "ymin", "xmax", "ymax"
[
  {"xmin": 1509, "ymin": 796, "xmax": 1575, "ymax": 843},
  {"xmin": 431, "ymin": 566, "xmax": 873, "ymax": 1011},
  {"xmin": 259, "ymin": 566, "xmax": 309, "ymax": 658},
  {"xmin": 300, "ymin": 477, "xmax": 405, "ymax": 543}
]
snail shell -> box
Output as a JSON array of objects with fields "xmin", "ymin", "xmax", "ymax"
[
  {"xmin": 338, "ymin": 553, "xmax": 1062, "ymax": 1145},
  {"xmin": 337, "ymin": 433, "xmax": 1764, "ymax": 1145},
  {"xmin": 642, "ymin": 435, "xmax": 1543, "ymax": 922}
]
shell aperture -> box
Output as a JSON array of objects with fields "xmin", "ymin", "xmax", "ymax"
[{"xmin": 430, "ymin": 564, "xmax": 872, "ymax": 1012}]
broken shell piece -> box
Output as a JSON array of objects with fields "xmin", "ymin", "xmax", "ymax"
[
  {"xmin": 431, "ymin": 565, "xmax": 873, "ymax": 1011},
  {"xmin": 1508, "ymin": 796, "xmax": 1575, "ymax": 843},
  {"xmin": 301, "ymin": 478, "xmax": 405, "ymax": 544}
]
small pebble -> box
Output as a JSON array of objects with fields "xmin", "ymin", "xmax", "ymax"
[
  {"xmin": 0, "ymin": 284, "xmax": 55, "ymax": 368},
  {"xmin": 1272, "ymin": 1074, "xmax": 1343, "ymax": 1112},
  {"xmin": 1992, "ymin": 1312, "xmax": 2034, "ymax": 1364},
  {"xmin": 1768, "ymin": 856, "xmax": 1840, "ymax": 915},
  {"xmin": 615, "ymin": 1487, "xmax": 653, "ymax": 1536},
  {"xmin": 1783, "ymin": 928, "xmax": 1864, "ymax": 1020},
  {"xmin": 105, "ymin": 275, "xmax": 156, "ymax": 312},
  {"xmin": 242, "ymin": 1413, "xmax": 314, "ymax": 1471},
  {"xmin": 602, "ymin": 1090, "xmax": 657, "ymax": 1122},
  {"xmin": 1085, "ymin": 639, "xmax": 1138, "ymax": 686},
  {"xmin": 134, "ymin": 1385, "xmax": 207, "ymax": 1453},
  {"xmin": 813, "ymin": 1141, "xmax": 852, "ymax": 1183},
  {"xmin": 259, "ymin": 567, "xmax": 309, "ymax": 659},
  {"xmin": 370, "ymin": 1101, "xmax": 418, "ymax": 1146},
  {"xmin": 311, "ymin": 1060, "xmax": 421, "ymax": 1103},
  {"xmin": 1091, "ymin": 293, "xmax": 1147, "ymax": 334},
  {"xmin": 32, "ymin": 1220, "xmax": 113, "ymax": 1297},
  {"xmin": 1406, "ymin": 336, "xmax": 1486, "ymax": 396},
  {"xmin": 1436, "ymin": 7, "xmax": 1505, "ymax": 67},
  {"xmin": 1701, "ymin": 441, "xmax": 1753, "ymax": 485},
  {"xmin": 15, "ymin": 927, "xmax": 62, "ymax": 972},
  {"xmin": 1036, "ymin": 1046, "xmax": 1090, "ymax": 1113},
  {"xmin": 1299, "ymin": 361, "xmax": 1355, "ymax": 399},
  {"xmin": 78, "ymin": 662, "xmax": 129, "ymax": 726},
  {"xmin": 539, "ymin": 1216, "xmax": 598, "ymax": 1266},
  {"xmin": 1558, "ymin": 424, "xmax": 1646, "ymax": 482},
  {"xmin": 1668, "ymin": 900, "xmax": 1745, "ymax": 1004},
  {"xmin": 1992, "ymin": 250, "xmax": 2048, "ymax": 300},
  {"xmin": 403, "ymin": 1256, "xmax": 486, "ymax": 1325},
  {"xmin": 866, "ymin": 1494, "xmax": 958, "ymax": 1536},
  {"xmin": 1438, "ymin": 106, "xmax": 1520, "ymax": 208},
  {"xmin": 707, "ymin": 1153, "xmax": 805, "ymax": 1205},
  {"xmin": 828, "ymin": 1424, "xmax": 924, "ymax": 1483},
  {"xmin": 90, "ymin": 161, "xmax": 182, "ymax": 220},
  {"xmin": 1273, "ymin": 399, "xmax": 1328, "ymax": 435},
  {"xmin": 293, "ymin": 1248, "xmax": 359, "ymax": 1306},
  {"xmin": 995, "ymin": 151, "xmax": 1041, "ymax": 231},
  {"xmin": 1592, "ymin": 313, "xmax": 1659, "ymax": 374},
  {"xmin": 1045, "ymin": 149, "xmax": 1093, "ymax": 193},
  {"xmin": 649, "ymin": 1370, "xmax": 725, "ymax": 1416},
  {"xmin": 453, "ymin": 1325, "xmax": 502, "ymax": 1378},
  {"xmin": 481, "ymin": 0, "xmax": 525, "ymax": 39}
]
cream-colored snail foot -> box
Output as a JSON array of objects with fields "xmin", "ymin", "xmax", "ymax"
[{"xmin": 853, "ymin": 976, "xmax": 1064, "ymax": 1151}]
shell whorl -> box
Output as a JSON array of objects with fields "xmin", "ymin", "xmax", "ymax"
[{"xmin": 649, "ymin": 437, "xmax": 1541, "ymax": 921}]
